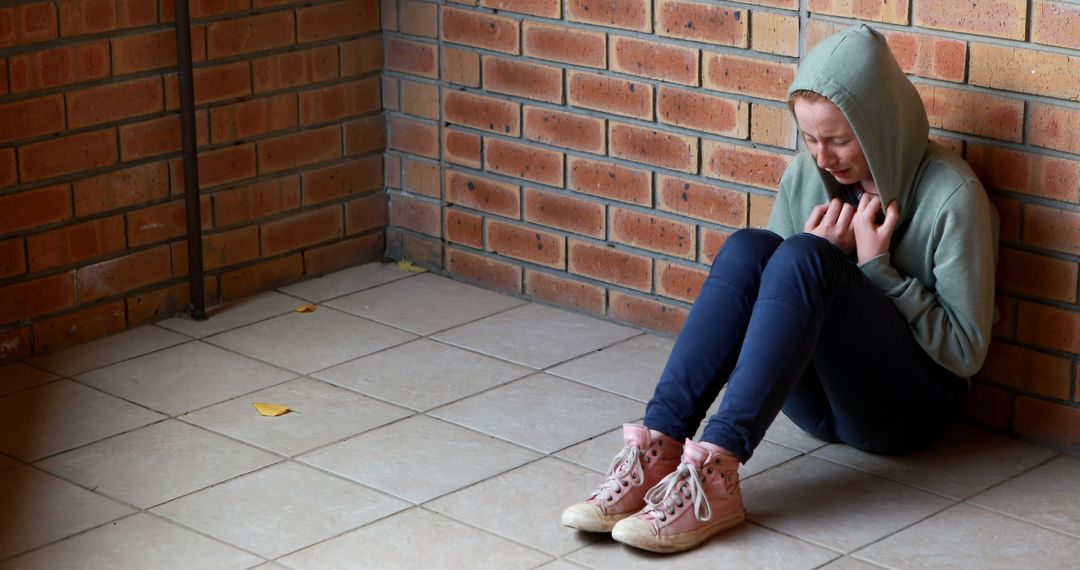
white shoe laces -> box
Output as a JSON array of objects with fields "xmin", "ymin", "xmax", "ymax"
[
  {"xmin": 593, "ymin": 445, "xmax": 646, "ymax": 502},
  {"xmin": 643, "ymin": 462, "xmax": 712, "ymax": 523}
]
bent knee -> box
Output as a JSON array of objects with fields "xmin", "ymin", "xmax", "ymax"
[{"xmin": 711, "ymin": 229, "xmax": 783, "ymax": 273}]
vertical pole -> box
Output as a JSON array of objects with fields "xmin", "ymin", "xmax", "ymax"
[{"xmin": 174, "ymin": 0, "xmax": 206, "ymax": 320}]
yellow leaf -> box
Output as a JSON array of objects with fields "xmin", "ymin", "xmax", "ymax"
[
  {"xmin": 253, "ymin": 403, "xmax": 292, "ymax": 417},
  {"xmin": 295, "ymin": 303, "xmax": 317, "ymax": 313},
  {"xmin": 397, "ymin": 260, "xmax": 427, "ymax": 273}
]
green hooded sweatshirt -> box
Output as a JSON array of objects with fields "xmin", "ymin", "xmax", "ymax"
[{"xmin": 767, "ymin": 24, "xmax": 999, "ymax": 379}]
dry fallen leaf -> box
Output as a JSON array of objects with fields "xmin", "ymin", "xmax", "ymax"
[
  {"xmin": 397, "ymin": 260, "xmax": 427, "ymax": 273},
  {"xmin": 295, "ymin": 303, "xmax": 317, "ymax": 313},
  {"xmin": 253, "ymin": 403, "xmax": 292, "ymax": 417}
]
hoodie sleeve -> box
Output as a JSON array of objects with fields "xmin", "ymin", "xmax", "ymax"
[
  {"xmin": 766, "ymin": 169, "xmax": 799, "ymax": 238},
  {"xmin": 857, "ymin": 182, "xmax": 997, "ymax": 378}
]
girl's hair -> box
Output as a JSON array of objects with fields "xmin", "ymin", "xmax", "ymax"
[{"xmin": 789, "ymin": 90, "xmax": 827, "ymax": 103}]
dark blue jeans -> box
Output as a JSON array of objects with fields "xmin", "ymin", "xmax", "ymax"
[{"xmin": 643, "ymin": 229, "xmax": 967, "ymax": 462}]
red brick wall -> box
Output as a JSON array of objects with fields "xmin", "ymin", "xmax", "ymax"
[
  {"xmin": 0, "ymin": 0, "xmax": 386, "ymax": 359},
  {"xmin": 384, "ymin": 0, "xmax": 1080, "ymax": 450}
]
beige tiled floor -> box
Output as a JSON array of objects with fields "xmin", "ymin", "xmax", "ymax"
[{"xmin": 1, "ymin": 261, "xmax": 1078, "ymax": 569}]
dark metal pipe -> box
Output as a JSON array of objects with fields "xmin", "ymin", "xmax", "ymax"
[{"xmin": 174, "ymin": 0, "xmax": 206, "ymax": 320}]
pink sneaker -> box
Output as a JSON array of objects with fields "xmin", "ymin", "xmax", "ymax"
[
  {"xmin": 561, "ymin": 425, "xmax": 682, "ymax": 532},
  {"xmin": 611, "ymin": 439, "xmax": 745, "ymax": 553}
]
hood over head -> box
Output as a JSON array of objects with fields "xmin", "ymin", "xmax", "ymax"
[{"xmin": 787, "ymin": 25, "xmax": 929, "ymax": 218}]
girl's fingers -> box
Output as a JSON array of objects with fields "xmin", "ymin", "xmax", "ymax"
[
  {"xmin": 881, "ymin": 200, "xmax": 901, "ymax": 233},
  {"xmin": 805, "ymin": 204, "xmax": 827, "ymax": 232},
  {"xmin": 838, "ymin": 201, "xmax": 856, "ymax": 229}
]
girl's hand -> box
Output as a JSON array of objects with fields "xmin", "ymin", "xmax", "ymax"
[
  {"xmin": 804, "ymin": 197, "xmax": 856, "ymax": 254},
  {"xmin": 853, "ymin": 193, "xmax": 900, "ymax": 264}
]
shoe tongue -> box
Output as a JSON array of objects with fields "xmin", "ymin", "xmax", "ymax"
[
  {"xmin": 680, "ymin": 439, "xmax": 710, "ymax": 468},
  {"xmin": 622, "ymin": 424, "xmax": 650, "ymax": 449}
]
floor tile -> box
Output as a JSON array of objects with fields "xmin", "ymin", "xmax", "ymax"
[
  {"xmin": 205, "ymin": 307, "xmax": 416, "ymax": 374},
  {"xmin": 37, "ymin": 420, "xmax": 279, "ymax": 509},
  {"xmin": 817, "ymin": 557, "xmax": 883, "ymax": 569},
  {"xmin": 27, "ymin": 326, "xmax": 189, "ymax": 377},
  {"xmin": 314, "ymin": 339, "xmax": 531, "ymax": 411},
  {"xmin": 431, "ymin": 374, "xmax": 644, "ymax": 453},
  {"xmin": 326, "ymin": 273, "xmax": 525, "ymax": 335},
  {"xmin": 565, "ymin": 523, "xmax": 837, "ymax": 569},
  {"xmin": 157, "ymin": 291, "xmax": 303, "ymax": 339},
  {"xmin": 299, "ymin": 415, "xmax": 540, "ymax": 503},
  {"xmin": 855, "ymin": 503, "xmax": 1080, "ymax": 569},
  {"xmin": 433, "ymin": 303, "xmax": 638, "ymax": 369},
  {"xmin": 555, "ymin": 426, "xmax": 634, "ymax": 474},
  {"xmin": 0, "ymin": 514, "xmax": 262, "ymax": 570},
  {"xmin": 152, "ymin": 462, "xmax": 409, "ymax": 559},
  {"xmin": 811, "ymin": 423, "xmax": 1058, "ymax": 499},
  {"xmin": 278, "ymin": 508, "xmax": 551, "ymax": 570},
  {"xmin": 182, "ymin": 377, "xmax": 412, "ymax": 456},
  {"xmin": 427, "ymin": 458, "xmax": 603, "ymax": 556},
  {"xmin": 548, "ymin": 334, "xmax": 670, "ymax": 402},
  {"xmin": 535, "ymin": 561, "xmax": 589, "ymax": 570},
  {"xmin": 742, "ymin": 441, "xmax": 803, "ymax": 479},
  {"xmin": 969, "ymin": 454, "xmax": 1080, "ymax": 538},
  {"xmin": 0, "ymin": 380, "xmax": 165, "ymax": 461},
  {"xmin": 278, "ymin": 262, "xmax": 412, "ymax": 302},
  {"xmin": 741, "ymin": 455, "xmax": 953, "ymax": 553},
  {"xmin": 75, "ymin": 342, "xmax": 297, "ymax": 416},
  {"xmin": 0, "ymin": 466, "xmax": 134, "ymax": 560},
  {"xmin": 0, "ymin": 363, "xmax": 57, "ymax": 397},
  {"xmin": 762, "ymin": 412, "xmax": 830, "ymax": 453}
]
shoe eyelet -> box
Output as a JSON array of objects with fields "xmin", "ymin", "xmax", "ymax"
[
  {"xmin": 666, "ymin": 507, "xmax": 675, "ymax": 515},
  {"xmin": 651, "ymin": 450, "xmax": 659, "ymax": 457},
  {"xmin": 706, "ymin": 468, "xmax": 713, "ymax": 475}
]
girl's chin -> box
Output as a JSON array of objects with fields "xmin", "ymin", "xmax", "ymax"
[{"xmin": 829, "ymin": 170, "xmax": 856, "ymax": 183}]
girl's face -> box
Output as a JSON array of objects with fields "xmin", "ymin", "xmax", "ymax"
[{"xmin": 793, "ymin": 97, "xmax": 877, "ymax": 195}]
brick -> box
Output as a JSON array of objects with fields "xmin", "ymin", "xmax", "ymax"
[
  {"xmin": 297, "ymin": 0, "xmax": 379, "ymax": 42},
  {"xmin": 0, "ymin": 237, "xmax": 25, "ymax": 278},
  {"xmin": 167, "ymin": 61, "xmax": 252, "ymax": 107},
  {"xmin": 400, "ymin": 0, "xmax": 438, "ymax": 37},
  {"xmin": 253, "ymin": 45, "xmax": 338, "ymax": 93},
  {"xmin": 0, "ymin": 149, "xmax": 15, "ymax": 189},
  {"xmin": 0, "ymin": 272, "xmax": 77, "ymax": 324},
  {"xmin": 119, "ymin": 111, "xmax": 209, "ymax": 161},
  {"xmin": 526, "ymin": 269, "xmax": 604, "ymax": 315},
  {"xmin": 0, "ymin": 58, "xmax": 6, "ymax": 96},
  {"xmin": 385, "ymin": 154, "xmax": 402, "ymax": 188},
  {"xmin": 914, "ymin": 0, "xmax": 1025, "ymax": 39},
  {"xmin": 444, "ymin": 90, "xmax": 520, "ymax": 135},
  {"xmin": 60, "ymin": 0, "xmax": 156, "ymax": 37},
  {"xmin": 962, "ymin": 382, "xmax": 1012, "ymax": 432},
  {"xmin": 259, "ymin": 126, "xmax": 342, "ymax": 174},
  {"xmin": 125, "ymin": 279, "xmax": 215, "ymax": 327},
  {"xmin": 0, "ymin": 95, "xmax": 65, "ymax": 144},
  {"xmin": 525, "ymin": 188, "xmax": 605, "ymax": 238},
  {"xmin": 78, "ymin": 246, "xmax": 171, "ymax": 302},
  {"xmin": 483, "ymin": 57, "xmax": 563, "ymax": 104},
  {"xmin": 174, "ymin": 226, "xmax": 260, "ymax": 274},
  {"xmin": 568, "ymin": 156, "xmax": 652, "ymax": 205},
  {"xmin": 656, "ymin": 260, "xmax": 708, "ymax": 303},
  {"xmin": 304, "ymin": 232, "xmax": 385, "ymax": 276},
  {"xmin": 8, "ymin": 40, "xmax": 109, "ymax": 94},
  {"xmin": 567, "ymin": 0, "xmax": 651, "ymax": 32},
  {"xmin": 1024, "ymin": 204, "xmax": 1080, "ymax": 256},
  {"xmin": 523, "ymin": 21, "xmax": 605, "ymax": 69},
  {"xmin": 988, "ymin": 193, "xmax": 1019, "ymax": 243},
  {"xmin": 0, "ymin": 2, "xmax": 58, "ymax": 48},
  {"xmin": 0, "ymin": 326, "xmax": 32, "ymax": 362},
  {"xmin": 346, "ymin": 192, "xmax": 388, "ymax": 234},
  {"xmin": 28, "ymin": 214, "xmax": 126, "ymax": 271},
  {"xmin": 657, "ymin": 175, "xmax": 746, "ymax": 227},
  {"xmin": 658, "ymin": 87, "xmax": 748, "ymax": 138},
  {"xmin": 403, "ymin": 156, "xmax": 439, "ymax": 198},
  {"xmin": 568, "ymin": 71, "xmax": 653, "ymax": 120},
  {"xmin": 383, "ymin": 0, "xmax": 399, "ymax": 28},
  {"xmin": 969, "ymin": 43, "xmax": 1079, "ymax": 102},
  {"xmin": 386, "ymin": 37, "xmax": 438, "ymax": 79},
  {"xmin": 568, "ymin": 239, "xmax": 651, "ymax": 290},
  {"xmin": 445, "ymin": 208, "xmax": 483, "ymax": 248},
  {"xmin": 808, "ymin": 0, "xmax": 909, "ymax": 25},
  {"xmin": 19, "ymin": 129, "xmax": 117, "ymax": 183},
  {"xmin": 211, "ymin": 93, "xmax": 297, "ymax": 143},
  {"xmin": 609, "ymin": 291, "xmax": 688, "ymax": 334},
  {"xmin": 67, "ymin": 77, "xmax": 163, "ymax": 129},
  {"xmin": 702, "ymin": 52, "xmax": 795, "ymax": 102},
  {"xmin": 752, "ymin": 10, "xmax": 798, "ymax": 56},
  {"xmin": 485, "ymin": 138, "xmax": 564, "ymax": 187},
  {"xmin": 751, "ymin": 103, "xmax": 797, "ymax": 149},
  {"xmin": 1017, "ymin": 301, "xmax": 1080, "ymax": 354},
  {"xmin": 127, "ymin": 196, "xmax": 211, "ymax": 247},
  {"xmin": 993, "ymin": 294, "xmax": 1017, "ymax": 339},
  {"xmin": 160, "ymin": 0, "xmax": 250, "ymax": 21},
  {"xmin": 391, "ymin": 229, "xmax": 443, "ymax": 268},
  {"xmin": 441, "ymin": 6, "xmax": 520, "ymax": 54},
  {"xmin": 1015, "ymin": 397, "xmax": 1080, "ymax": 449},
  {"xmin": 383, "ymin": 77, "xmax": 399, "ymax": 111},
  {"xmin": 749, "ymin": 193, "xmax": 773, "ymax": 228},
  {"xmin": 341, "ymin": 35, "xmax": 384, "ymax": 77},
  {"xmin": 444, "ymin": 46, "xmax": 480, "ymax": 86},
  {"xmin": 445, "ymin": 129, "xmax": 482, "ymax": 168},
  {"xmin": 171, "ymin": 143, "xmax": 256, "ymax": 189},
  {"xmin": 703, "ymin": 141, "xmax": 790, "ymax": 191},
  {"xmin": 609, "ymin": 122, "xmax": 698, "ymax": 174},
  {"xmin": 215, "ymin": 176, "xmax": 299, "ymax": 227},
  {"xmin": 445, "ymin": 170, "xmax": 520, "ymax": 218},
  {"xmin": 389, "ymin": 117, "xmax": 439, "ymax": 159},
  {"xmin": 966, "ymin": 144, "xmax": 1080, "ymax": 204},
  {"xmin": 302, "ymin": 156, "xmax": 382, "ymax": 205},
  {"xmin": 610, "ymin": 36, "xmax": 698, "ymax": 86},
  {"xmin": 1029, "ymin": 102, "xmax": 1080, "ymax": 155},
  {"xmin": 447, "ymin": 247, "xmax": 522, "ymax": 294},
  {"xmin": 807, "ymin": 20, "xmax": 967, "ymax": 83},
  {"xmin": 700, "ymin": 226, "xmax": 731, "ymax": 264},
  {"xmin": 261, "ymin": 205, "xmax": 344, "ymax": 257},
  {"xmin": 344, "ymin": 114, "xmax": 387, "ymax": 156},
  {"xmin": 979, "ymin": 341, "xmax": 1072, "ymax": 399},
  {"xmin": 33, "ymin": 301, "xmax": 126, "ymax": 354},
  {"xmin": 112, "ymin": 27, "xmax": 206, "ymax": 76},
  {"xmin": 74, "ymin": 162, "xmax": 167, "ymax": 217},
  {"xmin": 610, "ymin": 207, "xmax": 695, "ymax": 259},
  {"xmin": 486, "ymin": 219, "xmax": 565, "ymax": 269},
  {"xmin": 997, "ymin": 248, "xmax": 1077, "ymax": 303},
  {"xmin": 1033, "ymin": 0, "xmax": 1080, "ymax": 49},
  {"xmin": 390, "ymin": 193, "xmax": 441, "ymax": 237},
  {"xmin": 221, "ymin": 254, "xmax": 303, "ymax": 300},
  {"xmin": 207, "ymin": 10, "xmax": 294, "ymax": 59},
  {"xmin": 524, "ymin": 107, "xmax": 605, "ymax": 155},
  {"xmin": 300, "ymin": 78, "xmax": 380, "ymax": 126},
  {"xmin": 483, "ymin": 0, "xmax": 559, "ymax": 17},
  {"xmin": 656, "ymin": 0, "xmax": 747, "ymax": 47},
  {"xmin": 402, "ymin": 80, "xmax": 438, "ymax": 120}
]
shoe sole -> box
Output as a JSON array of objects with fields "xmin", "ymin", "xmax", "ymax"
[
  {"xmin": 561, "ymin": 507, "xmax": 631, "ymax": 533},
  {"xmin": 611, "ymin": 511, "xmax": 747, "ymax": 553}
]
